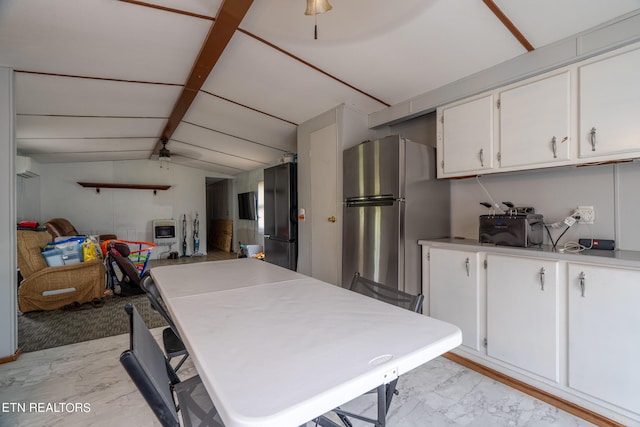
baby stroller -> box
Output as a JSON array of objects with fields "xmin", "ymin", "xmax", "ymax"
[{"xmin": 103, "ymin": 240, "xmax": 155, "ymax": 296}]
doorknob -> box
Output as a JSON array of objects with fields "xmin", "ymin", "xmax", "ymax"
[{"xmin": 328, "ymin": 216, "xmax": 336, "ymax": 223}]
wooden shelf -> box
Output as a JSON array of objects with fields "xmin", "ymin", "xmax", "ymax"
[{"xmin": 77, "ymin": 182, "xmax": 171, "ymax": 194}]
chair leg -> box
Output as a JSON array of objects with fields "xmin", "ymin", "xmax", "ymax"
[
  {"xmin": 336, "ymin": 412, "xmax": 353, "ymax": 427},
  {"xmin": 173, "ymin": 353, "xmax": 189, "ymax": 372},
  {"xmin": 168, "ymin": 353, "xmax": 189, "ymax": 373},
  {"xmin": 312, "ymin": 415, "xmax": 344, "ymax": 427}
]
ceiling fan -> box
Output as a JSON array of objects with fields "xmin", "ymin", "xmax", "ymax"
[{"xmin": 159, "ymin": 139, "xmax": 171, "ymax": 162}]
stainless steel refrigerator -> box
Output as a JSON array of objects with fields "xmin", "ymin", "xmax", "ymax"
[
  {"xmin": 264, "ymin": 162, "xmax": 297, "ymax": 270},
  {"xmin": 342, "ymin": 135, "xmax": 450, "ymax": 295}
]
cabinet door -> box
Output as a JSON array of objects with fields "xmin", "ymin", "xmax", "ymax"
[
  {"xmin": 487, "ymin": 254, "xmax": 560, "ymax": 382},
  {"xmin": 429, "ymin": 248, "xmax": 481, "ymax": 351},
  {"xmin": 499, "ymin": 71, "xmax": 571, "ymax": 167},
  {"xmin": 578, "ymin": 46, "xmax": 640, "ymax": 159},
  {"xmin": 568, "ymin": 263, "xmax": 640, "ymax": 414},
  {"xmin": 438, "ymin": 94, "xmax": 494, "ymax": 177}
]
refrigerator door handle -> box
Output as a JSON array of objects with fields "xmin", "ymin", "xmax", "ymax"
[{"xmin": 345, "ymin": 196, "xmax": 397, "ymax": 208}]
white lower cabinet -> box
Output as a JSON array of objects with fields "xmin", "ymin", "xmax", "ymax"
[
  {"xmin": 567, "ymin": 263, "xmax": 640, "ymax": 414},
  {"xmin": 429, "ymin": 248, "xmax": 482, "ymax": 351},
  {"xmin": 422, "ymin": 241, "xmax": 640, "ymax": 425},
  {"xmin": 486, "ymin": 254, "xmax": 560, "ymax": 382}
]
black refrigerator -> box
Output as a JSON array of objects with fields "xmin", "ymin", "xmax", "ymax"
[{"xmin": 263, "ymin": 162, "xmax": 297, "ymax": 270}]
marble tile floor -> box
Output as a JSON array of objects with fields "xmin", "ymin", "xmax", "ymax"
[{"xmin": 0, "ymin": 330, "xmax": 594, "ymax": 427}]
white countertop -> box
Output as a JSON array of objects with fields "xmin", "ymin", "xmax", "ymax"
[{"xmin": 418, "ymin": 238, "xmax": 640, "ymax": 268}]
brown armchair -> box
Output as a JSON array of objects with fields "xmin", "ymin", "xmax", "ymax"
[
  {"xmin": 44, "ymin": 217, "xmax": 117, "ymax": 242},
  {"xmin": 17, "ymin": 230, "xmax": 106, "ymax": 312}
]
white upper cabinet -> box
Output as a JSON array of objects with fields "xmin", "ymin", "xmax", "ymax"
[
  {"xmin": 498, "ymin": 71, "xmax": 571, "ymax": 168},
  {"xmin": 437, "ymin": 94, "xmax": 495, "ymax": 177},
  {"xmin": 578, "ymin": 46, "xmax": 640, "ymax": 159},
  {"xmin": 437, "ymin": 41, "xmax": 640, "ymax": 179}
]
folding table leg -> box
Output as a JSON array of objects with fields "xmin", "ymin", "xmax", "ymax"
[{"xmin": 376, "ymin": 384, "xmax": 387, "ymax": 427}]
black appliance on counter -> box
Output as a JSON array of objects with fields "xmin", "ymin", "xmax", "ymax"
[{"xmin": 479, "ymin": 212, "xmax": 544, "ymax": 248}]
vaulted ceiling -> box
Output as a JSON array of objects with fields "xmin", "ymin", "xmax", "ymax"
[{"xmin": 2, "ymin": 0, "xmax": 639, "ymax": 176}]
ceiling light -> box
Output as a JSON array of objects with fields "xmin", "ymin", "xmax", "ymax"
[
  {"xmin": 305, "ymin": 0, "xmax": 332, "ymax": 15},
  {"xmin": 304, "ymin": 0, "xmax": 332, "ymax": 40}
]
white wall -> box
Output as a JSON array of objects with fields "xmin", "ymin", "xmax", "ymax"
[
  {"xmin": 16, "ymin": 174, "xmax": 41, "ymax": 222},
  {"xmin": 32, "ymin": 159, "xmax": 214, "ymax": 259},
  {"xmin": 1, "ymin": 66, "xmax": 17, "ymax": 359},
  {"xmin": 450, "ymin": 162, "xmax": 640, "ymax": 250}
]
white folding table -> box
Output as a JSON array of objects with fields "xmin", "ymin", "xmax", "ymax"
[{"xmin": 150, "ymin": 259, "xmax": 461, "ymax": 427}]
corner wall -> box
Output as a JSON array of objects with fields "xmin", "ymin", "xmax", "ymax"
[{"xmin": 0, "ymin": 66, "xmax": 17, "ymax": 359}]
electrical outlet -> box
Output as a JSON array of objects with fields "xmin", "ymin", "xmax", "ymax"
[{"xmin": 575, "ymin": 206, "xmax": 595, "ymax": 224}]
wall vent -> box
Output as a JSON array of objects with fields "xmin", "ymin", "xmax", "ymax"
[{"xmin": 16, "ymin": 155, "xmax": 39, "ymax": 178}]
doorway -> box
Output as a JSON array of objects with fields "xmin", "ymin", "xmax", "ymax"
[{"xmin": 205, "ymin": 178, "xmax": 234, "ymax": 253}]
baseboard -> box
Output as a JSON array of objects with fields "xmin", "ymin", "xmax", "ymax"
[
  {"xmin": 0, "ymin": 347, "xmax": 22, "ymax": 364},
  {"xmin": 443, "ymin": 352, "xmax": 624, "ymax": 427}
]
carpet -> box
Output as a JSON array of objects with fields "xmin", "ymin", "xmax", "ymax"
[{"xmin": 18, "ymin": 293, "xmax": 167, "ymax": 353}]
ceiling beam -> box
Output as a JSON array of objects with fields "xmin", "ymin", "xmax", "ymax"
[
  {"xmin": 483, "ymin": 0, "xmax": 534, "ymax": 52},
  {"xmin": 125, "ymin": 0, "xmax": 390, "ymax": 113},
  {"xmin": 152, "ymin": 0, "xmax": 254, "ymax": 155}
]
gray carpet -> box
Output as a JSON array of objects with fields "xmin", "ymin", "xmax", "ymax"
[{"xmin": 18, "ymin": 294, "xmax": 167, "ymax": 353}]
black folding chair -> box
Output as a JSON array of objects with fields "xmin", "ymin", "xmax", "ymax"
[
  {"xmin": 314, "ymin": 272, "xmax": 424, "ymax": 427},
  {"xmin": 119, "ymin": 303, "xmax": 223, "ymax": 427},
  {"xmin": 139, "ymin": 273, "xmax": 189, "ymax": 372}
]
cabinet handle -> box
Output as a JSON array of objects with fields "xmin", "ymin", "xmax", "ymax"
[
  {"xmin": 579, "ymin": 271, "xmax": 586, "ymax": 297},
  {"xmin": 465, "ymin": 257, "xmax": 470, "ymax": 277},
  {"xmin": 589, "ymin": 127, "xmax": 597, "ymax": 151},
  {"xmin": 551, "ymin": 136, "xmax": 557, "ymax": 159},
  {"xmin": 479, "ymin": 149, "xmax": 484, "ymax": 167},
  {"xmin": 539, "ymin": 267, "xmax": 545, "ymax": 290}
]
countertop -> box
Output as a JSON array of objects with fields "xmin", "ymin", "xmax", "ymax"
[{"xmin": 418, "ymin": 237, "xmax": 640, "ymax": 269}]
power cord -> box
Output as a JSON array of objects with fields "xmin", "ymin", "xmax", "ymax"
[
  {"xmin": 476, "ymin": 176, "xmax": 505, "ymax": 214},
  {"xmin": 562, "ymin": 240, "xmax": 592, "ymax": 253},
  {"xmin": 544, "ymin": 213, "xmax": 580, "ymax": 249}
]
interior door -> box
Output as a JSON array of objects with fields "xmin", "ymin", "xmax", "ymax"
[{"xmin": 310, "ymin": 123, "xmax": 339, "ymax": 285}]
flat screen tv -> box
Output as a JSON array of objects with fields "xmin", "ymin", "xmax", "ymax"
[{"xmin": 237, "ymin": 191, "xmax": 257, "ymax": 220}]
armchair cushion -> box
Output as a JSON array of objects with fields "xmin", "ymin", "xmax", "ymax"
[
  {"xmin": 16, "ymin": 230, "xmax": 50, "ymax": 277},
  {"xmin": 44, "ymin": 218, "xmax": 80, "ymax": 239},
  {"xmin": 44, "ymin": 217, "xmax": 117, "ymax": 244},
  {"xmin": 17, "ymin": 230, "xmax": 106, "ymax": 312}
]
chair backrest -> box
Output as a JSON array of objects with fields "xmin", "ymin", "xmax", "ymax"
[
  {"xmin": 349, "ymin": 272, "xmax": 424, "ymax": 313},
  {"xmin": 44, "ymin": 218, "xmax": 79, "ymax": 239},
  {"xmin": 108, "ymin": 242, "xmax": 142, "ymax": 287},
  {"xmin": 120, "ymin": 303, "xmax": 180, "ymax": 427},
  {"xmin": 139, "ymin": 274, "xmax": 181, "ymax": 335}
]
